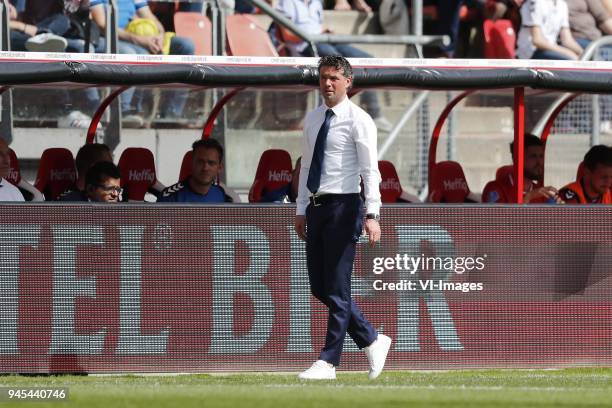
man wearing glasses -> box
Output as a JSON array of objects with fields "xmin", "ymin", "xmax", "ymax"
[{"xmin": 84, "ymin": 161, "xmax": 122, "ymax": 203}]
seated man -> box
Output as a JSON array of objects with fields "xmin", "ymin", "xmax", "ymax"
[
  {"xmin": 483, "ymin": 134, "xmax": 562, "ymax": 203},
  {"xmin": 90, "ymin": 0, "xmax": 195, "ymax": 126},
  {"xmin": 84, "ymin": 161, "xmax": 122, "ymax": 203},
  {"xmin": 59, "ymin": 143, "xmax": 113, "ymax": 201},
  {"xmin": 276, "ymin": 0, "xmax": 391, "ymax": 131},
  {"xmin": 159, "ymin": 139, "xmax": 236, "ymax": 203},
  {"xmin": 559, "ymin": 145, "xmax": 612, "ymax": 204},
  {"xmin": 517, "ymin": 0, "xmax": 583, "ymax": 60},
  {"xmin": 0, "ymin": 138, "xmax": 25, "ymax": 201}
]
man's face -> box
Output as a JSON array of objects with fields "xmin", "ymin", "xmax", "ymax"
[
  {"xmin": 524, "ymin": 145, "xmax": 544, "ymax": 181},
  {"xmin": 585, "ymin": 164, "xmax": 612, "ymax": 197},
  {"xmin": 319, "ymin": 65, "xmax": 352, "ymax": 107},
  {"xmin": 87, "ymin": 177, "xmax": 122, "ymax": 202},
  {"xmin": 0, "ymin": 138, "xmax": 11, "ymax": 179},
  {"xmin": 191, "ymin": 147, "xmax": 222, "ymax": 187}
]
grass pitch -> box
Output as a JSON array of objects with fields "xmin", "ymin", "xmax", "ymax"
[{"xmin": 0, "ymin": 368, "xmax": 610, "ymax": 407}]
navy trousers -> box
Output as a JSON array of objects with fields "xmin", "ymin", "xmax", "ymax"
[{"xmin": 306, "ymin": 194, "xmax": 378, "ymax": 366}]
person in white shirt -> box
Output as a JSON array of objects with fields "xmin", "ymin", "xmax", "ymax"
[
  {"xmin": 0, "ymin": 138, "xmax": 25, "ymax": 202},
  {"xmin": 294, "ymin": 56, "xmax": 391, "ymax": 380},
  {"xmin": 517, "ymin": 0, "xmax": 583, "ymax": 59}
]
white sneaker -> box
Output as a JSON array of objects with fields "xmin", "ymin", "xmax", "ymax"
[
  {"xmin": 600, "ymin": 120, "xmax": 612, "ymax": 135},
  {"xmin": 364, "ymin": 334, "xmax": 392, "ymax": 379},
  {"xmin": 57, "ymin": 110, "xmax": 94, "ymax": 129},
  {"xmin": 25, "ymin": 33, "xmax": 67, "ymax": 53},
  {"xmin": 298, "ymin": 360, "xmax": 336, "ymax": 380},
  {"xmin": 374, "ymin": 116, "xmax": 393, "ymax": 132}
]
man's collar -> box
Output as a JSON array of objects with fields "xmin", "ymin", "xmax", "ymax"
[{"xmin": 324, "ymin": 96, "xmax": 349, "ymax": 116}]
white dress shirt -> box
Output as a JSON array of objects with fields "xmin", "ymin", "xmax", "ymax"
[
  {"xmin": 296, "ymin": 96, "xmax": 381, "ymax": 216},
  {"xmin": 0, "ymin": 178, "xmax": 24, "ymax": 201}
]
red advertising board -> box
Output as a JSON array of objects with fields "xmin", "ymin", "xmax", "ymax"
[{"xmin": 0, "ymin": 205, "xmax": 610, "ymax": 373}]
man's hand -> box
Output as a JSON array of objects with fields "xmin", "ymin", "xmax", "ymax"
[
  {"xmin": 525, "ymin": 186, "xmax": 564, "ymax": 203},
  {"xmin": 295, "ymin": 215, "xmax": 307, "ymax": 241},
  {"xmin": 364, "ymin": 219, "xmax": 381, "ymax": 247},
  {"xmin": 133, "ymin": 34, "xmax": 164, "ymax": 54}
]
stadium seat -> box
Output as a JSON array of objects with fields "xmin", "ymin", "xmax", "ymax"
[
  {"xmin": 6, "ymin": 148, "xmax": 44, "ymax": 201},
  {"xmin": 483, "ymin": 19, "xmax": 516, "ymax": 59},
  {"xmin": 226, "ymin": 14, "xmax": 279, "ymax": 57},
  {"xmin": 249, "ymin": 149, "xmax": 293, "ymax": 203},
  {"xmin": 34, "ymin": 148, "xmax": 77, "ymax": 201},
  {"xmin": 576, "ymin": 161, "xmax": 585, "ymax": 181},
  {"xmin": 178, "ymin": 151, "xmax": 192, "ymax": 182},
  {"xmin": 173, "ymin": 12, "xmax": 212, "ymax": 55},
  {"xmin": 429, "ymin": 161, "xmax": 479, "ymax": 203},
  {"xmin": 117, "ymin": 148, "xmax": 165, "ymax": 201},
  {"xmin": 482, "ymin": 165, "xmax": 514, "ymax": 203},
  {"xmin": 378, "ymin": 160, "xmax": 420, "ymax": 203}
]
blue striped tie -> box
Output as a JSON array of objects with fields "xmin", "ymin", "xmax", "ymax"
[{"xmin": 307, "ymin": 109, "xmax": 335, "ymax": 194}]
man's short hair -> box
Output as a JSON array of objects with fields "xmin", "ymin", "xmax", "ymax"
[
  {"xmin": 85, "ymin": 161, "xmax": 121, "ymax": 188},
  {"xmin": 509, "ymin": 133, "xmax": 543, "ymax": 156},
  {"xmin": 75, "ymin": 143, "xmax": 111, "ymax": 175},
  {"xmin": 584, "ymin": 144, "xmax": 612, "ymax": 171},
  {"xmin": 318, "ymin": 55, "xmax": 353, "ymax": 78},
  {"xmin": 192, "ymin": 138, "xmax": 224, "ymax": 162}
]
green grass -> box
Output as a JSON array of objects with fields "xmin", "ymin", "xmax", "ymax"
[{"xmin": 0, "ymin": 369, "xmax": 611, "ymax": 408}]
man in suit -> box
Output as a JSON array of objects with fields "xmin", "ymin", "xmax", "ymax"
[{"xmin": 294, "ymin": 56, "xmax": 391, "ymax": 380}]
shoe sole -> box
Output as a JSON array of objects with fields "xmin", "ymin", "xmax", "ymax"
[
  {"xmin": 25, "ymin": 39, "xmax": 67, "ymax": 53},
  {"xmin": 298, "ymin": 375, "xmax": 336, "ymax": 380},
  {"xmin": 368, "ymin": 335, "xmax": 392, "ymax": 380}
]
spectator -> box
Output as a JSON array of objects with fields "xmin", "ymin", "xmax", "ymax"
[
  {"xmin": 159, "ymin": 139, "xmax": 238, "ymax": 203},
  {"xmin": 485, "ymin": 0, "xmax": 524, "ymax": 32},
  {"xmin": 276, "ymin": 0, "xmax": 392, "ymax": 131},
  {"xmin": 90, "ymin": 0, "xmax": 196, "ymax": 127},
  {"xmin": 0, "ymin": 138, "xmax": 25, "ymax": 201},
  {"xmin": 332, "ymin": 0, "xmax": 372, "ymax": 12},
  {"xmin": 483, "ymin": 134, "xmax": 563, "ymax": 203},
  {"xmin": 517, "ymin": 0, "xmax": 583, "ymax": 60},
  {"xmin": 567, "ymin": 0, "xmax": 612, "ymax": 49},
  {"xmin": 85, "ymin": 161, "xmax": 122, "ymax": 203},
  {"xmin": 58, "ymin": 143, "xmax": 112, "ymax": 201},
  {"xmin": 559, "ymin": 145, "xmax": 612, "ymax": 203}
]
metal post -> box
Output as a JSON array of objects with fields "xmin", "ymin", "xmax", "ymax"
[
  {"xmin": 104, "ymin": 0, "xmax": 121, "ymax": 150},
  {"xmin": 591, "ymin": 94, "xmax": 600, "ymax": 147},
  {"xmin": 412, "ymin": 0, "xmax": 423, "ymax": 58},
  {"xmin": 416, "ymin": 95, "xmax": 430, "ymax": 195},
  {"xmin": 513, "ymin": 87, "xmax": 525, "ymax": 204},
  {"xmin": 447, "ymin": 91, "xmax": 456, "ymax": 161},
  {"xmin": 0, "ymin": 2, "xmax": 13, "ymax": 144}
]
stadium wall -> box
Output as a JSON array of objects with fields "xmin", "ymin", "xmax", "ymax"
[{"xmin": 0, "ymin": 205, "xmax": 610, "ymax": 373}]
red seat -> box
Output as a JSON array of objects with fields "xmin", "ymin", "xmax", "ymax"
[
  {"xmin": 6, "ymin": 148, "xmax": 44, "ymax": 201},
  {"xmin": 429, "ymin": 161, "xmax": 475, "ymax": 203},
  {"xmin": 482, "ymin": 164, "xmax": 514, "ymax": 203},
  {"xmin": 174, "ymin": 12, "xmax": 212, "ymax": 55},
  {"xmin": 226, "ymin": 14, "xmax": 279, "ymax": 57},
  {"xmin": 483, "ymin": 19, "xmax": 516, "ymax": 59},
  {"xmin": 179, "ymin": 151, "xmax": 193, "ymax": 182},
  {"xmin": 576, "ymin": 161, "xmax": 585, "ymax": 181},
  {"xmin": 6, "ymin": 148, "xmax": 21, "ymax": 186},
  {"xmin": 34, "ymin": 148, "xmax": 77, "ymax": 200},
  {"xmin": 248, "ymin": 149, "xmax": 292, "ymax": 202},
  {"xmin": 118, "ymin": 148, "xmax": 164, "ymax": 201},
  {"xmin": 378, "ymin": 160, "xmax": 419, "ymax": 203}
]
